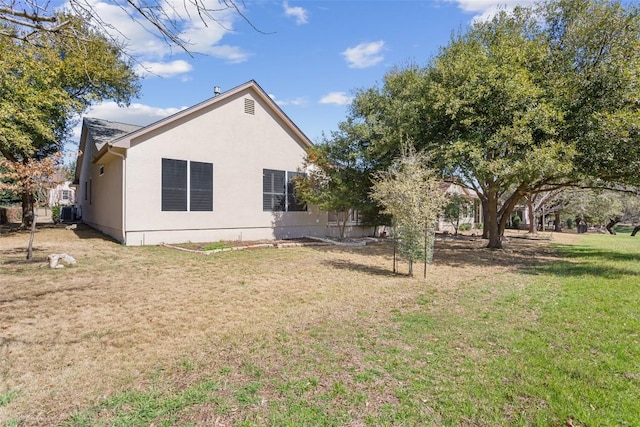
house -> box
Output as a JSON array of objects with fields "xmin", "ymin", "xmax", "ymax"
[
  {"xmin": 48, "ymin": 170, "xmax": 76, "ymax": 207},
  {"xmin": 436, "ymin": 181, "xmax": 482, "ymax": 232},
  {"xmin": 74, "ymin": 80, "xmax": 328, "ymax": 246}
]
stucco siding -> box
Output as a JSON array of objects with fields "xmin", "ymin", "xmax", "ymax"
[
  {"xmin": 122, "ymin": 89, "xmax": 327, "ymax": 245},
  {"xmin": 78, "ymin": 154, "xmax": 124, "ymax": 242}
]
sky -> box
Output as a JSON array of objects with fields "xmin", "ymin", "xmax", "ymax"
[{"xmin": 71, "ymin": 0, "xmax": 534, "ymax": 148}]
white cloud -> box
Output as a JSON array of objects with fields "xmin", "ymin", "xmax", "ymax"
[
  {"xmin": 87, "ymin": 102, "xmax": 185, "ymax": 125},
  {"xmin": 269, "ymin": 93, "xmax": 308, "ymax": 107},
  {"xmin": 70, "ymin": 102, "xmax": 186, "ymax": 143},
  {"xmin": 319, "ymin": 92, "xmax": 352, "ymax": 106},
  {"xmin": 283, "ymin": 1, "xmax": 309, "ymax": 25},
  {"xmin": 341, "ymin": 41, "xmax": 385, "ymax": 69},
  {"xmin": 135, "ymin": 60, "xmax": 193, "ymax": 78},
  {"xmin": 74, "ymin": 0, "xmax": 249, "ymax": 64},
  {"xmin": 448, "ymin": 0, "xmax": 536, "ymax": 21},
  {"xmin": 206, "ymin": 45, "xmax": 253, "ymax": 64}
]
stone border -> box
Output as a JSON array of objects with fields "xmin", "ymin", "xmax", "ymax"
[{"xmin": 161, "ymin": 238, "xmax": 334, "ymax": 255}]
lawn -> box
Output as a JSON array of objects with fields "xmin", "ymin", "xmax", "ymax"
[{"xmin": 1, "ymin": 225, "xmax": 638, "ymax": 426}]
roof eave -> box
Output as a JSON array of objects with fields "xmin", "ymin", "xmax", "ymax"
[{"xmin": 107, "ymin": 80, "xmax": 314, "ymax": 150}]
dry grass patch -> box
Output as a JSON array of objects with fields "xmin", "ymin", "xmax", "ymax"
[{"xmin": 1, "ymin": 225, "xmax": 579, "ymax": 425}]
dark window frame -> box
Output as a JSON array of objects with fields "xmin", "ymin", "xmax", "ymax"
[
  {"xmin": 263, "ymin": 169, "xmax": 307, "ymax": 212},
  {"xmin": 161, "ymin": 158, "xmax": 213, "ymax": 212},
  {"xmin": 161, "ymin": 158, "xmax": 188, "ymax": 211},
  {"xmin": 263, "ymin": 169, "xmax": 286, "ymax": 212},
  {"xmin": 287, "ymin": 171, "xmax": 307, "ymax": 212},
  {"xmin": 190, "ymin": 161, "xmax": 213, "ymax": 212}
]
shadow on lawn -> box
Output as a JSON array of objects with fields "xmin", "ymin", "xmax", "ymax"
[
  {"xmin": 71, "ymin": 223, "xmax": 121, "ymax": 243},
  {"xmin": 552, "ymin": 244, "xmax": 640, "ymax": 263},
  {"xmin": 0, "ymin": 283, "xmax": 99, "ymax": 304},
  {"xmin": 520, "ymin": 243, "xmax": 639, "ymax": 279},
  {"xmin": 315, "ymin": 235, "xmax": 638, "ymax": 280},
  {"xmin": 315, "ymin": 237, "xmax": 550, "ymax": 272},
  {"xmin": 322, "ymin": 258, "xmax": 401, "ymax": 277}
]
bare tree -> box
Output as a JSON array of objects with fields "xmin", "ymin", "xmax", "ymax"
[
  {"xmin": 0, "ymin": 153, "xmax": 63, "ymax": 259},
  {"xmin": 0, "ymin": 0, "xmax": 264, "ymax": 51}
]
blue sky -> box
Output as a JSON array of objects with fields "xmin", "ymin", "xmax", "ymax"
[{"xmin": 74, "ymin": 0, "xmax": 533, "ymax": 147}]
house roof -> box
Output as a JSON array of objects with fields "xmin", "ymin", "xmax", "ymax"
[
  {"xmin": 83, "ymin": 118, "xmax": 143, "ymax": 152},
  {"xmin": 74, "ymin": 118, "xmax": 143, "ymax": 183},
  {"xmin": 439, "ymin": 181, "xmax": 480, "ymax": 199},
  {"xmin": 89, "ymin": 80, "xmax": 313, "ymax": 163}
]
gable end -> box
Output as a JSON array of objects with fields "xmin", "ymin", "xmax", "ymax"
[{"xmin": 244, "ymin": 98, "xmax": 256, "ymax": 115}]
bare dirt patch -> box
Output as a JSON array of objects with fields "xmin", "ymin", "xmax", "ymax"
[{"xmin": 0, "ymin": 225, "xmax": 576, "ymax": 425}]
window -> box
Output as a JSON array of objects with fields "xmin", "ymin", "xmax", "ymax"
[
  {"xmin": 263, "ymin": 169, "xmax": 285, "ymax": 211},
  {"xmin": 61, "ymin": 190, "xmax": 70, "ymax": 201},
  {"xmin": 99, "ymin": 165, "xmax": 104, "ymax": 176},
  {"xmin": 161, "ymin": 158, "xmax": 213, "ymax": 212},
  {"xmin": 162, "ymin": 158, "xmax": 187, "ymax": 211},
  {"xmin": 190, "ymin": 161, "xmax": 213, "ymax": 211},
  {"xmin": 263, "ymin": 169, "xmax": 307, "ymax": 212},
  {"xmin": 287, "ymin": 171, "xmax": 306, "ymax": 211}
]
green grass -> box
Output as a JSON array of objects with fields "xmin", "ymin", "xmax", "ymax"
[
  {"xmin": 613, "ymin": 224, "xmax": 637, "ymax": 234},
  {"xmin": 202, "ymin": 242, "xmax": 231, "ymax": 251},
  {"xmin": 64, "ymin": 234, "xmax": 640, "ymax": 426}
]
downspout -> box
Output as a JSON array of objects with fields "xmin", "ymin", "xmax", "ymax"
[{"xmin": 107, "ymin": 145, "xmax": 127, "ymax": 245}]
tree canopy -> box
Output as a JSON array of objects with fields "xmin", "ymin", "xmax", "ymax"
[
  {"xmin": 1, "ymin": 15, "xmax": 139, "ymax": 226},
  {"xmin": 331, "ymin": 0, "xmax": 640, "ymax": 249},
  {"xmin": 1, "ymin": 15, "xmax": 139, "ymax": 163}
]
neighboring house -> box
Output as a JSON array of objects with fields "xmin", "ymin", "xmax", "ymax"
[
  {"xmin": 437, "ymin": 181, "xmax": 482, "ymax": 232},
  {"xmin": 48, "ymin": 180, "xmax": 76, "ymax": 207},
  {"xmin": 74, "ymin": 80, "xmax": 328, "ymax": 246}
]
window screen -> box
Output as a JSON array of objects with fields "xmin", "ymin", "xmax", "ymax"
[
  {"xmin": 263, "ymin": 169, "xmax": 285, "ymax": 211},
  {"xmin": 190, "ymin": 161, "xmax": 213, "ymax": 211},
  {"xmin": 162, "ymin": 158, "xmax": 187, "ymax": 211},
  {"xmin": 287, "ymin": 171, "xmax": 307, "ymax": 212}
]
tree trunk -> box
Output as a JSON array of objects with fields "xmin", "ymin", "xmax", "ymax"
[
  {"xmin": 527, "ymin": 199, "xmax": 536, "ymax": 234},
  {"xmin": 554, "ymin": 212, "xmax": 562, "ymax": 232},
  {"xmin": 631, "ymin": 225, "xmax": 640, "ymax": 237},
  {"xmin": 497, "ymin": 206, "xmax": 512, "ymax": 246},
  {"xmin": 605, "ymin": 217, "xmax": 619, "ymax": 235},
  {"xmin": 481, "ymin": 198, "xmax": 489, "ymax": 239},
  {"xmin": 338, "ymin": 210, "xmax": 348, "ymax": 239},
  {"xmin": 27, "ymin": 204, "xmax": 37, "ymax": 260},
  {"xmin": 22, "ymin": 190, "xmax": 34, "ymax": 228},
  {"xmin": 486, "ymin": 191, "xmax": 502, "ymax": 249}
]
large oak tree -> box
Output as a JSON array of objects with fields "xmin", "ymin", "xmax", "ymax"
[
  {"xmin": 0, "ymin": 16, "xmax": 139, "ymax": 225},
  {"xmin": 341, "ymin": 0, "xmax": 640, "ymax": 249}
]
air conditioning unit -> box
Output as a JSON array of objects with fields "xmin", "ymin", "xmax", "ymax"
[{"xmin": 60, "ymin": 206, "xmax": 76, "ymax": 222}]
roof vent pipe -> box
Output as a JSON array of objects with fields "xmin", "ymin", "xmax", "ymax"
[{"xmin": 214, "ymin": 86, "xmax": 221, "ymax": 96}]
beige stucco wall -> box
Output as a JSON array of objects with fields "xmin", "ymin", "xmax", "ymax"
[
  {"xmin": 122, "ymin": 88, "xmax": 328, "ymax": 246},
  {"xmin": 77, "ymin": 148, "xmax": 124, "ymax": 243}
]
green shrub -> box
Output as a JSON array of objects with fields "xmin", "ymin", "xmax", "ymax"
[
  {"xmin": 474, "ymin": 222, "xmax": 483, "ymax": 229},
  {"xmin": 202, "ymin": 242, "xmax": 231, "ymax": 251},
  {"xmin": 511, "ymin": 215, "xmax": 521, "ymax": 229},
  {"xmin": 51, "ymin": 206, "xmax": 61, "ymax": 223},
  {"xmin": 459, "ymin": 223, "xmax": 472, "ymax": 231},
  {"xmin": 566, "ymin": 217, "xmax": 574, "ymax": 229}
]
